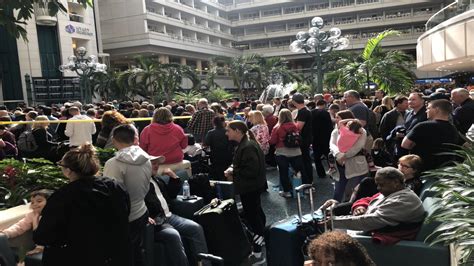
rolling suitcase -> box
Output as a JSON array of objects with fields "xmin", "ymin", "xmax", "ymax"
[
  {"xmin": 267, "ymin": 184, "xmax": 325, "ymax": 266},
  {"xmin": 194, "ymin": 199, "xmax": 251, "ymax": 266}
]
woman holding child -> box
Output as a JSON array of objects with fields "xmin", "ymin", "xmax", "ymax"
[{"xmin": 329, "ymin": 110, "xmax": 369, "ymax": 202}]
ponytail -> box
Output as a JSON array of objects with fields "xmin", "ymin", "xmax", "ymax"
[
  {"xmin": 247, "ymin": 129, "xmax": 256, "ymax": 142},
  {"xmin": 228, "ymin": 120, "xmax": 256, "ymax": 141},
  {"xmin": 60, "ymin": 143, "xmax": 100, "ymax": 177}
]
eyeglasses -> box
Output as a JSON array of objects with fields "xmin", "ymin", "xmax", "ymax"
[
  {"xmin": 398, "ymin": 163, "xmax": 412, "ymax": 169},
  {"xmin": 56, "ymin": 161, "xmax": 68, "ymax": 168}
]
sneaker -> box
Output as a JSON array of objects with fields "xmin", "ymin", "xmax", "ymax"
[
  {"xmin": 279, "ymin": 191, "xmax": 292, "ymax": 198},
  {"xmin": 248, "ymin": 252, "xmax": 266, "ymax": 265}
]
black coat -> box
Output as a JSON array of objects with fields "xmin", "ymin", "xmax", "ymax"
[
  {"xmin": 453, "ymin": 98, "xmax": 474, "ymax": 135},
  {"xmin": 232, "ymin": 137, "xmax": 267, "ymax": 195},
  {"xmin": 379, "ymin": 108, "xmax": 404, "ymax": 140},
  {"xmin": 34, "ymin": 176, "xmax": 132, "ymax": 266},
  {"xmin": 310, "ymin": 108, "xmax": 333, "ymax": 155}
]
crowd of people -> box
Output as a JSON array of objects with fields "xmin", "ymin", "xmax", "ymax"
[{"xmin": 0, "ymin": 84, "xmax": 473, "ymax": 265}]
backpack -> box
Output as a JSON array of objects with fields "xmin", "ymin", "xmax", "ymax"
[
  {"xmin": 17, "ymin": 130, "xmax": 38, "ymax": 153},
  {"xmin": 284, "ymin": 131, "xmax": 301, "ymax": 148}
]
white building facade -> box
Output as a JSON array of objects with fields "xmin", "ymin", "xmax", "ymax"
[
  {"xmin": 0, "ymin": 0, "xmax": 103, "ymax": 105},
  {"xmin": 100, "ymin": 0, "xmax": 450, "ymax": 75}
]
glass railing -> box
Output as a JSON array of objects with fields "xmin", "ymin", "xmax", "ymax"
[{"xmin": 425, "ymin": 0, "xmax": 473, "ymax": 30}]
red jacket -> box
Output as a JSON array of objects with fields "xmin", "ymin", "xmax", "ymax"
[
  {"xmin": 351, "ymin": 193, "xmax": 380, "ymax": 213},
  {"xmin": 269, "ymin": 122, "xmax": 299, "ymax": 148},
  {"xmin": 139, "ymin": 122, "xmax": 187, "ymax": 164},
  {"xmin": 265, "ymin": 115, "xmax": 278, "ymax": 134}
]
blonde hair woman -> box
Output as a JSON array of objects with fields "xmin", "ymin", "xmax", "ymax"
[
  {"xmin": 29, "ymin": 115, "xmax": 59, "ymax": 161},
  {"xmin": 269, "ymin": 109, "xmax": 306, "ymax": 198},
  {"xmin": 248, "ymin": 111, "xmax": 270, "ymax": 155}
]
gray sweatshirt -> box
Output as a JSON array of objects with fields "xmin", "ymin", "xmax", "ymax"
[
  {"xmin": 333, "ymin": 188, "xmax": 425, "ymax": 231},
  {"xmin": 103, "ymin": 145, "xmax": 152, "ymax": 222}
]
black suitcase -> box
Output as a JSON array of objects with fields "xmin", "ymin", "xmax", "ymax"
[
  {"xmin": 267, "ymin": 184, "xmax": 327, "ymax": 266},
  {"xmin": 194, "ymin": 199, "xmax": 251, "ymax": 266}
]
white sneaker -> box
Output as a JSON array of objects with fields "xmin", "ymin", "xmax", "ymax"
[{"xmin": 279, "ymin": 191, "xmax": 292, "ymax": 198}]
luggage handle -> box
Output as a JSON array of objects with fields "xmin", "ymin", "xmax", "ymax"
[
  {"xmin": 322, "ymin": 202, "xmax": 336, "ymax": 232},
  {"xmin": 197, "ymin": 253, "xmax": 224, "ymax": 265},
  {"xmin": 295, "ymin": 184, "xmax": 315, "ymax": 224}
]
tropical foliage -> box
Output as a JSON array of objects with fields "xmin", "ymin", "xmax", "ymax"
[
  {"xmin": 206, "ymin": 88, "xmax": 232, "ymax": 102},
  {"xmin": 423, "ymin": 145, "xmax": 474, "ymax": 265},
  {"xmin": 325, "ymin": 30, "xmax": 416, "ymax": 94},
  {"xmin": 174, "ymin": 90, "xmax": 203, "ymax": 104},
  {"xmin": 0, "ymin": 158, "xmax": 67, "ymax": 209},
  {"xmin": 118, "ymin": 56, "xmax": 200, "ymax": 102},
  {"xmin": 0, "ymin": 0, "xmax": 92, "ymax": 40},
  {"xmin": 211, "ymin": 54, "xmax": 299, "ymax": 99}
]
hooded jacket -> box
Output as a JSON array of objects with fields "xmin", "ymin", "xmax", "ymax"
[
  {"xmin": 140, "ymin": 122, "xmax": 188, "ymax": 164},
  {"xmin": 103, "ymin": 145, "xmax": 152, "ymax": 222}
]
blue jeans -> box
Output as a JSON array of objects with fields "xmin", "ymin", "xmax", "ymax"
[
  {"xmin": 275, "ymin": 155, "xmax": 305, "ymax": 192},
  {"xmin": 333, "ymin": 164, "xmax": 366, "ymax": 202},
  {"xmin": 166, "ymin": 214, "xmax": 208, "ymax": 264}
]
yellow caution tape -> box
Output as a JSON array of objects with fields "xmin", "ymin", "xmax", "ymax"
[{"xmin": 0, "ymin": 112, "xmax": 245, "ymax": 125}]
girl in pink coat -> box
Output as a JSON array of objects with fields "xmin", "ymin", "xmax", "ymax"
[{"xmin": 1, "ymin": 189, "xmax": 53, "ymax": 255}]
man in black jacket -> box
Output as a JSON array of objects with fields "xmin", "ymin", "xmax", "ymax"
[
  {"xmin": 311, "ymin": 100, "xmax": 333, "ymax": 178},
  {"xmin": 451, "ymin": 88, "xmax": 474, "ymax": 135},
  {"xmin": 379, "ymin": 96, "xmax": 408, "ymax": 154},
  {"xmin": 145, "ymin": 157, "xmax": 208, "ymax": 265}
]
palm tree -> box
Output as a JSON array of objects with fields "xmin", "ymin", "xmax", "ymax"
[
  {"xmin": 126, "ymin": 56, "xmax": 162, "ymax": 102},
  {"xmin": 91, "ymin": 70, "xmax": 132, "ymax": 101},
  {"xmin": 155, "ymin": 63, "xmax": 200, "ymax": 101},
  {"xmin": 257, "ymin": 56, "xmax": 302, "ymax": 89},
  {"xmin": 212, "ymin": 55, "xmax": 261, "ymax": 100},
  {"xmin": 326, "ymin": 30, "xmax": 416, "ymax": 94}
]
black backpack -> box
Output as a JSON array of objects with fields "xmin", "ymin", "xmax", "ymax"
[
  {"xmin": 284, "ymin": 131, "xmax": 301, "ymax": 148},
  {"xmin": 17, "ymin": 130, "xmax": 38, "ymax": 153}
]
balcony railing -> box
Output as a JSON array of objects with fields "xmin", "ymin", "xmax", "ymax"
[{"xmin": 426, "ymin": 0, "xmax": 473, "ymax": 30}]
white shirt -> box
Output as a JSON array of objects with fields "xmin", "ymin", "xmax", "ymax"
[
  {"xmin": 151, "ymin": 179, "xmax": 172, "ymax": 218},
  {"xmin": 64, "ymin": 114, "xmax": 96, "ymax": 146}
]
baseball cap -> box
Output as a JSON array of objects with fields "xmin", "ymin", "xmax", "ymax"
[
  {"xmin": 292, "ymin": 93, "xmax": 305, "ymax": 104},
  {"xmin": 423, "ymin": 92, "xmax": 450, "ymax": 101}
]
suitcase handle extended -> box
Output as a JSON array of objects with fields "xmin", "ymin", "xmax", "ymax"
[
  {"xmin": 197, "ymin": 253, "xmax": 224, "ymax": 265},
  {"xmin": 322, "ymin": 203, "xmax": 336, "ymax": 232},
  {"xmin": 295, "ymin": 184, "xmax": 315, "ymax": 224}
]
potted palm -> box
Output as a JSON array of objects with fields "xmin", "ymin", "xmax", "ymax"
[{"xmin": 423, "ymin": 145, "xmax": 474, "ymax": 265}]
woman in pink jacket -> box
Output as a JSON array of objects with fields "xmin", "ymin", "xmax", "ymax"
[
  {"xmin": 140, "ymin": 107, "xmax": 188, "ymax": 164},
  {"xmin": 1, "ymin": 189, "xmax": 52, "ymax": 255}
]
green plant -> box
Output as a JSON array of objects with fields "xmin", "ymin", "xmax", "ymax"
[
  {"xmin": 95, "ymin": 147, "xmax": 117, "ymax": 166},
  {"xmin": 206, "ymin": 88, "xmax": 233, "ymax": 102},
  {"xmin": 0, "ymin": 158, "xmax": 67, "ymax": 209},
  {"xmin": 174, "ymin": 90, "xmax": 203, "ymax": 104},
  {"xmin": 423, "ymin": 145, "xmax": 474, "ymax": 265},
  {"xmin": 325, "ymin": 30, "xmax": 416, "ymax": 94}
]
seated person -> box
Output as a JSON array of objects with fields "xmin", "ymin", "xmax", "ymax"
[
  {"xmin": 304, "ymin": 231, "xmax": 375, "ymax": 266},
  {"xmin": 323, "ymin": 167, "xmax": 425, "ymax": 244},
  {"xmin": 0, "ymin": 189, "xmax": 53, "ymax": 256},
  {"xmin": 326, "ymin": 155, "xmax": 424, "ymax": 216},
  {"xmin": 145, "ymin": 156, "xmax": 209, "ymax": 266}
]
